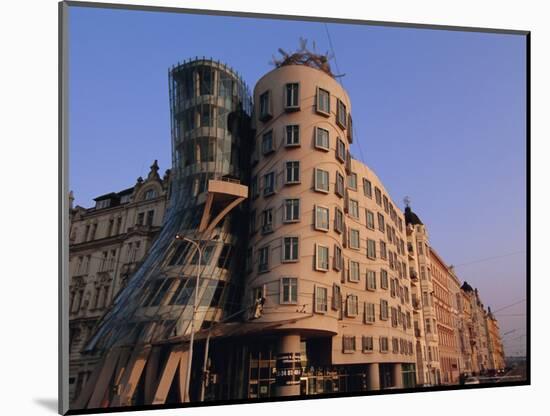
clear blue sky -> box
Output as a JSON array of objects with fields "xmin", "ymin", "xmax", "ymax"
[{"xmin": 69, "ymin": 6, "xmax": 527, "ymax": 355}]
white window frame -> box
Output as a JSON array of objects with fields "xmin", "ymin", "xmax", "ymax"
[
  {"xmin": 285, "ymin": 124, "xmax": 300, "ymax": 147},
  {"xmin": 316, "ymin": 87, "xmax": 330, "ymax": 116},
  {"xmin": 348, "ymin": 260, "xmax": 360, "ymax": 283},
  {"xmin": 366, "ymin": 270, "xmax": 377, "ymax": 291},
  {"xmin": 334, "ymin": 207, "xmax": 344, "ymax": 234},
  {"xmin": 365, "ymin": 303, "xmax": 376, "ymax": 324},
  {"xmin": 313, "ymin": 168, "xmax": 329, "ymax": 193},
  {"xmin": 336, "ymin": 99, "xmax": 347, "ymax": 129},
  {"xmin": 280, "ymin": 277, "xmax": 298, "ymax": 304},
  {"xmin": 284, "ymin": 82, "xmax": 300, "ymax": 110},
  {"xmin": 348, "ymin": 198, "xmax": 359, "ymax": 219},
  {"xmin": 347, "ymin": 173, "xmax": 357, "ymax": 190},
  {"xmin": 315, "ymin": 244, "xmax": 329, "ymax": 271},
  {"xmin": 349, "ymin": 228, "xmax": 360, "ymax": 250},
  {"xmin": 285, "ymin": 160, "xmax": 300, "ymax": 184},
  {"xmin": 283, "ymin": 198, "xmax": 300, "ymax": 223},
  {"xmin": 314, "ymin": 127, "xmax": 330, "ymax": 151},
  {"xmin": 282, "ymin": 236, "xmax": 299, "ymax": 263},
  {"xmin": 380, "ymin": 299, "xmax": 389, "ymax": 320},
  {"xmin": 367, "ymin": 239, "xmax": 376, "ymax": 259},
  {"xmin": 346, "ymin": 294, "xmax": 359, "ymax": 317},
  {"xmin": 366, "ymin": 209, "xmax": 375, "ymax": 229},
  {"xmin": 314, "ymin": 285, "xmax": 328, "ymax": 313},
  {"xmin": 314, "ymin": 205, "xmax": 330, "ymax": 232}
]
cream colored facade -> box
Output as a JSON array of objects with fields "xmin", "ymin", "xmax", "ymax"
[
  {"xmin": 405, "ymin": 215, "xmax": 441, "ymax": 385},
  {"xmin": 244, "ymin": 63, "xmax": 416, "ymax": 393},
  {"xmin": 68, "ymin": 161, "xmax": 170, "ymax": 401},
  {"xmin": 429, "ymin": 249, "xmax": 461, "ymax": 384}
]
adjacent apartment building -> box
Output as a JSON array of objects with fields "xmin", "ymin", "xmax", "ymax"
[{"xmin": 68, "ymin": 50, "xmax": 505, "ymax": 409}]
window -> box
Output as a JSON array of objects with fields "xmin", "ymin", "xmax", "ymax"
[
  {"xmin": 146, "ymin": 210, "xmax": 154, "ymax": 226},
  {"xmin": 349, "ymin": 228, "xmax": 360, "ymax": 249},
  {"xmin": 332, "ymin": 284, "xmax": 342, "ymax": 310},
  {"xmin": 314, "ymin": 205, "xmax": 329, "ymax": 231},
  {"xmin": 380, "ymin": 240, "xmax": 387, "ymax": 260},
  {"xmin": 349, "ymin": 199, "xmax": 359, "ymax": 219},
  {"xmin": 367, "ymin": 239, "xmax": 376, "ymax": 259},
  {"xmin": 280, "ymin": 277, "xmax": 298, "ymax": 304},
  {"xmin": 282, "ymin": 237, "xmax": 299, "ymax": 262},
  {"xmin": 258, "ymin": 246, "xmax": 269, "ymax": 272},
  {"xmin": 261, "ymin": 209, "xmax": 273, "ymax": 234},
  {"xmin": 334, "ymin": 207, "xmax": 344, "ymax": 234},
  {"xmin": 263, "ymin": 172, "xmax": 275, "ymax": 196},
  {"xmin": 417, "ymin": 241, "xmax": 424, "ymax": 255},
  {"xmin": 380, "ymin": 299, "xmax": 389, "ymax": 320},
  {"xmin": 285, "ymin": 83, "xmax": 300, "ymax": 110},
  {"xmin": 262, "ymin": 130, "xmax": 274, "ymax": 155},
  {"xmin": 362, "ymin": 179, "xmax": 372, "ymax": 198},
  {"xmin": 285, "ymin": 161, "xmax": 300, "ymax": 184},
  {"xmin": 134, "ymin": 213, "xmax": 144, "ymax": 227},
  {"xmin": 366, "ymin": 209, "xmax": 375, "ymax": 229},
  {"xmin": 314, "ymin": 168, "xmax": 329, "ymax": 193},
  {"xmin": 365, "ymin": 303, "xmax": 376, "ymax": 324},
  {"xmin": 383, "ymin": 195, "xmax": 389, "ymax": 213},
  {"xmin": 362, "ymin": 336, "xmax": 374, "ymax": 352},
  {"xmin": 144, "ymin": 188, "xmax": 157, "ymax": 200},
  {"xmin": 347, "ymin": 114, "xmax": 353, "ymax": 142},
  {"xmin": 375, "ymin": 187, "xmax": 382, "ymax": 205},
  {"xmin": 390, "ymin": 278, "xmax": 397, "ymax": 298},
  {"xmin": 96, "ymin": 199, "xmax": 111, "ymax": 209},
  {"xmin": 343, "ymin": 335, "xmax": 356, "ymax": 353},
  {"xmin": 425, "ymin": 318, "xmax": 432, "ymax": 334},
  {"xmin": 379, "ymin": 336, "xmax": 389, "ymax": 353},
  {"xmin": 315, "ymin": 286, "xmax": 328, "ymax": 313},
  {"xmin": 285, "ymin": 125, "xmax": 300, "ymax": 146},
  {"xmin": 348, "ymin": 173, "xmax": 357, "ymax": 190},
  {"xmin": 380, "ymin": 269, "xmax": 389, "ymax": 289},
  {"xmin": 377, "ymin": 213, "xmax": 385, "ymax": 232},
  {"xmin": 316, "ymin": 87, "xmax": 330, "ymax": 115},
  {"xmin": 335, "ymin": 172, "xmax": 345, "ymax": 197},
  {"xmin": 332, "ymin": 244, "xmax": 343, "ymax": 271},
  {"xmin": 336, "ymin": 99, "xmax": 347, "ymax": 129},
  {"xmin": 314, "ymin": 127, "xmax": 330, "ymax": 150},
  {"xmin": 392, "ymin": 337, "xmax": 399, "ymax": 353},
  {"xmin": 283, "ymin": 199, "xmax": 300, "ymax": 222},
  {"xmin": 315, "ymin": 244, "xmax": 329, "ymax": 271},
  {"xmin": 391, "ymin": 307, "xmax": 398, "ymax": 327},
  {"xmin": 250, "ymin": 175, "xmax": 258, "ymax": 199},
  {"xmin": 259, "ymin": 90, "xmax": 272, "ymax": 121},
  {"xmin": 348, "ymin": 260, "xmax": 360, "ymax": 282},
  {"xmin": 366, "ymin": 270, "xmax": 376, "ymax": 291},
  {"xmin": 249, "ymin": 210, "xmax": 256, "ymax": 235},
  {"xmin": 346, "ymin": 295, "xmax": 359, "ymax": 317},
  {"xmin": 336, "ymin": 138, "xmax": 346, "ymax": 162}
]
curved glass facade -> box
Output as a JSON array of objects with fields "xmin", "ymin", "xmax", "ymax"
[{"xmin": 85, "ymin": 59, "xmax": 252, "ymax": 353}]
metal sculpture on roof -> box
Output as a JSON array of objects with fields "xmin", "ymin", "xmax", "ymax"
[{"xmin": 270, "ymin": 37, "xmax": 341, "ymax": 78}]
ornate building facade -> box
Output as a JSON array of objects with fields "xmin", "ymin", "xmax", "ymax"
[{"xmin": 68, "ymin": 161, "xmax": 171, "ymax": 401}]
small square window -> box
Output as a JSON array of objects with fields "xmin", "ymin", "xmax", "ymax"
[{"xmin": 347, "ymin": 173, "xmax": 357, "ymax": 190}]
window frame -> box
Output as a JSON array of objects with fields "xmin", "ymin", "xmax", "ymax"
[
  {"xmin": 314, "ymin": 285, "xmax": 328, "ymax": 313},
  {"xmin": 280, "ymin": 277, "xmax": 298, "ymax": 305},
  {"xmin": 316, "ymin": 87, "xmax": 331, "ymax": 116},
  {"xmin": 314, "ymin": 126, "xmax": 330, "ymax": 151},
  {"xmin": 315, "ymin": 244, "xmax": 330, "ymax": 271},
  {"xmin": 366, "ymin": 270, "xmax": 377, "ymax": 291},
  {"xmin": 263, "ymin": 171, "xmax": 276, "ymax": 196},
  {"xmin": 336, "ymin": 98, "xmax": 347, "ymax": 129},
  {"xmin": 284, "ymin": 160, "xmax": 301, "ymax": 185},
  {"xmin": 314, "ymin": 168, "xmax": 330, "ymax": 193},
  {"xmin": 348, "ymin": 260, "xmax": 360, "ymax": 283},
  {"xmin": 283, "ymin": 198, "xmax": 300, "ymax": 223},
  {"xmin": 259, "ymin": 90, "xmax": 272, "ymax": 121},
  {"xmin": 281, "ymin": 236, "xmax": 299, "ymax": 263},
  {"xmin": 261, "ymin": 129, "xmax": 275, "ymax": 155},
  {"xmin": 258, "ymin": 245, "xmax": 270, "ymax": 273},
  {"xmin": 284, "ymin": 82, "xmax": 300, "ymax": 111},
  {"xmin": 314, "ymin": 205, "xmax": 330, "ymax": 232},
  {"xmin": 285, "ymin": 124, "xmax": 300, "ymax": 147}
]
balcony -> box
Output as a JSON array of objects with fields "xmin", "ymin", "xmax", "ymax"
[
  {"xmin": 409, "ymin": 269, "xmax": 419, "ymax": 281},
  {"xmin": 415, "ymin": 328, "xmax": 422, "ymax": 337}
]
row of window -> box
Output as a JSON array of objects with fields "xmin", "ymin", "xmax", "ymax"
[
  {"xmin": 342, "ymin": 335, "xmax": 414, "ymax": 355},
  {"xmin": 258, "ymin": 84, "xmax": 352, "ymax": 141}
]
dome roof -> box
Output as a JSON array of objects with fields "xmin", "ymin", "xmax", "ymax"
[
  {"xmin": 404, "ymin": 206, "xmax": 423, "ymax": 225},
  {"xmin": 461, "ymin": 281, "xmax": 474, "ymax": 292}
]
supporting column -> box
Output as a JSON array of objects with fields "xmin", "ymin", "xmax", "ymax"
[
  {"xmin": 275, "ymin": 334, "xmax": 301, "ymax": 397},
  {"xmin": 393, "ymin": 363, "xmax": 403, "ymax": 389},
  {"xmin": 368, "ymin": 363, "xmax": 380, "ymax": 391}
]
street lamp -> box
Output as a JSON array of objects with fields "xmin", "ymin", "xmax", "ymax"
[{"xmin": 175, "ymin": 233, "xmax": 201, "ymax": 403}]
